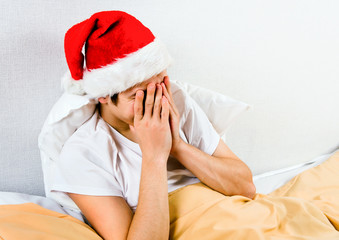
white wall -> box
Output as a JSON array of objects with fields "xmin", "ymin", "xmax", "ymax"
[
  {"xmin": 1, "ymin": 0, "xmax": 338, "ymax": 195},
  {"xmin": 148, "ymin": 1, "xmax": 339, "ymax": 173}
]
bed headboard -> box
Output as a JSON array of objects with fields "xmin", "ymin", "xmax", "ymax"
[{"xmin": 1, "ymin": 1, "xmax": 338, "ymax": 196}]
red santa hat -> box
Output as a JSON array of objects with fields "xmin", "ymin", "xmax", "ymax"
[{"xmin": 62, "ymin": 10, "xmax": 173, "ymax": 99}]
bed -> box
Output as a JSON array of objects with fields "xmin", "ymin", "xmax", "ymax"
[
  {"xmin": 1, "ymin": 1, "xmax": 338, "ymax": 239},
  {"xmin": 1, "ymin": 80, "xmax": 339, "ymax": 239},
  {"xmin": 0, "ymin": 149, "xmax": 338, "ymax": 239}
]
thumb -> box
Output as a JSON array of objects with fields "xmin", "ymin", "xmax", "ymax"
[{"xmin": 129, "ymin": 124, "xmax": 139, "ymax": 142}]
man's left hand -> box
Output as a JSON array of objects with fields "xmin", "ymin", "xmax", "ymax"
[{"xmin": 161, "ymin": 76, "xmax": 183, "ymax": 155}]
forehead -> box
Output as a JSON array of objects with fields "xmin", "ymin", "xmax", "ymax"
[
  {"xmin": 122, "ymin": 83, "xmax": 145, "ymax": 97},
  {"xmin": 121, "ymin": 70, "xmax": 167, "ymax": 96},
  {"xmin": 125, "ymin": 81, "xmax": 147, "ymax": 93},
  {"xmin": 123, "ymin": 76, "xmax": 162, "ymax": 95}
]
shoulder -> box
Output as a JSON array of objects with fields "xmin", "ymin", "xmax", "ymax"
[
  {"xmin": 60, "ymin": 109, "xmax": 117, "ymax": 160},
  {"xmin": 69, "ymin": 109, "xmax": 111, "ymax": 139}
]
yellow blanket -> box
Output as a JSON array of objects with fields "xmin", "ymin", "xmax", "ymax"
[
  {"xmin": 0, "ymin": 202, "xmax": 102, "ymax": 240},
  {"xmin": 169, "ymin": 151, "xmax": 339, "ymax": 239},
  {"xmin": 0, "ymin": 151, "xmax": 338, "ymax": 239}
]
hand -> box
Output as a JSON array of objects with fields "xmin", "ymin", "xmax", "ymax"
[
  {"xmin": 132, "ymin": 82, "xmax": 172, "ymax": 162},
  {"xmin": 160, "ymin": 76, "xmax": 183, "ymax": 155}
]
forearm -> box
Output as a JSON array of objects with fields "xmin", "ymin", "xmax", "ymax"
[
  {"xmin": 127, "ymin": 157, "xmax": 169, "ymax": 240},
  {"xmin": 171, "ymin": 141, "xmax": 255, "ymax": 199}
]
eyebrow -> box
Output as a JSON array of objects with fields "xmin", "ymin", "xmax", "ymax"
[
  {"xmin": 126, "ymin": 87, "xmax": 145, "ymax": 97},
  {"xmin": 127, "ymin": 91, "xmax": 137, "ymax": 97},
  {"xmin": 126, "ymin": 82, "xmax": 148, "ymax": 96}
]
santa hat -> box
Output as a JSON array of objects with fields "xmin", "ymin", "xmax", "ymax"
[{"xmin": 62, "ymin": 10, "xmax": 173, "ymax": 99}]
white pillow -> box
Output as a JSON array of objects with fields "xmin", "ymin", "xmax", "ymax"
[
  {"xmin": 38, "ymin": 80, "xmax": 250, "ymax": 196},
  {"xmin": 38, "ymin": 93, "xmax": 97, "ymax": 162},
  {"xmin": 38, "ymin": 80, "xmax": 249, "ymax": 157},
  {"xmin": 171, "ymin": 80, "xmax": 250, "ymax": 136}
]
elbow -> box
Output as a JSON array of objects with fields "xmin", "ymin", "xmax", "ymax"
[
  {"xmin": 243, "ymin": 182, "xmax": 256, "ymax": 199},
  {"xmin": 242, "ymin": 168, "xmax": 256, "ymax": 199},
  {"xmin": 231, "ymin": 181, "xmax": 255, "ymax": 200},
  {"xmin": 218, "ymin": 160, "xmax": 257, "ymax": 199},
  {"xmin": 241, "ymin": 164, "xmax": 256, "ymax": 199},
  {"xmin": 222, "ymin": 180, "xmax": 256, "ymax": 199},
  {"xmin": 235, "ymin": 168, "xmax": 257, "ymax": 199}
]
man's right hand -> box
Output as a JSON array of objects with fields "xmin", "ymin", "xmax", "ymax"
[
  {"xmin": 128, "ymin": 81, "xmax": 171, "ymax": 240},
  {"xmin": 132, "ymin": 82, "xmax": 172, "ymax": 162}
]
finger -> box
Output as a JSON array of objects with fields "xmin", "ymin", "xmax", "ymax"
[
  {"xmin": 144, "ymin": 83, "xmax": 156, "ymax": 117},
  {"xmin": 163, "ymin": 76, "xmax": 172, "ymax": 97},
  {"xmin": 161, "ymin": 82, "xmax": 174, "ymax": 109},
  {"xmin": 134, "ymin": 90, "xmax": 144, "ymax": 121},
  {"xmin": 153, "ymin": 84, "xmax": 162, "ymax": 118},
  {"xmin": 161, "ymin": 96, "xmax": 169, "ymax": 122},
  {"xmin": 168, "ymin": 102, "xmax": 176, "ymax": 120},
  {"xmin": 164, "ymin": 76, "xmax": 174, "ymax": 101},
  {"xmin": 164, "ymin": 92, "xmax": 180, "ymax": 125}
]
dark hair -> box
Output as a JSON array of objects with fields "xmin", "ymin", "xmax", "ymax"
[{"xmin": 110, "ymin": 93, "xmax": 119, "ymax": 105}]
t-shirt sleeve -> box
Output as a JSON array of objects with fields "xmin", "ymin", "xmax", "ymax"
[
  {"xmin": 181, "ymin": 94, "xmax": 221, "ymax": 155},
  {"xmin": 51, "ymin": 140, "xmax": 123, "ymax": 197}
]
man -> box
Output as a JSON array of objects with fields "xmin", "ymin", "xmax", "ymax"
[{"xmin": 51, "ymin": 10, "xmax": 255, "ymax": 240}]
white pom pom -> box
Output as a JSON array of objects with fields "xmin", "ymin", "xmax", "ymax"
[{"xmin": 61, "ymin": 71, "xmax": 86, "ymax": 95}]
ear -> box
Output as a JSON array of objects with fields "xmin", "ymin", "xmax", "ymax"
[{"xmin": 98, "ymin": 95, "xmax": 110, "ymax": 104}]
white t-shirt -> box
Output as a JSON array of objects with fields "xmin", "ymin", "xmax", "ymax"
[{"xmin": 50, "ymin": 83, "xmax": 220, "ymax": 212}]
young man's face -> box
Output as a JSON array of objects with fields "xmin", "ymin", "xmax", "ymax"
[{"xmin": 110, "ymin": 69, "xmax": 168, "ymax": 128}]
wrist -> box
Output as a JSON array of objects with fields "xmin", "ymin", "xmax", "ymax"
[
  {"xmin": 170, "ymin": 139, "xmax": 186, "ymax": 159},
  {"xmin": 141, "ymin": 157, "xmax": 168, "ymax": 175},
  {"xmin": 142, "ymin": 153, "xmax": 169, "ymax": 165}
]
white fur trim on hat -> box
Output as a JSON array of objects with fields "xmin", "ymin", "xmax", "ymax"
[{"xmin": 61, "ymin": 38, "xmax": 173, "ymax": 99}]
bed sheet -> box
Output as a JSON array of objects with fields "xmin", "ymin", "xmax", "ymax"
[
  {"xmin": 0, "ymin": 191, "xmax": 84, "ymax": 222},
  {"xmin": 253, "ymin": 148, "xmax": 339, "ymax": 194},
  {"xmin": 169, "ymin": 150, "xmax": 339, "ymax": 239}
]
